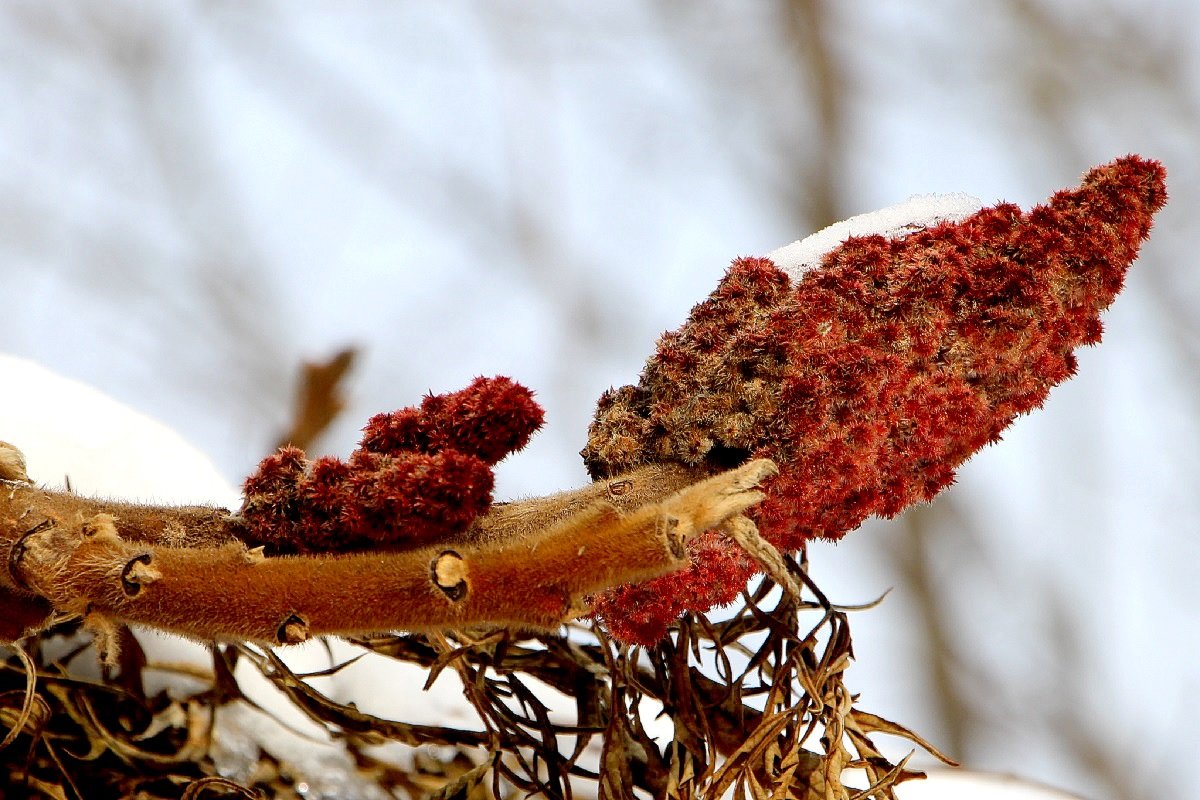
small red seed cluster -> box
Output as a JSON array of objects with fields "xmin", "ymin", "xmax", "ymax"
[
  {"xmin": 241, "ymin": 376, "xmax": 544, "ymax": 553},
  {"xmin": 583, "ymin": 156, "xmax": 1167, "ymax": 644}
]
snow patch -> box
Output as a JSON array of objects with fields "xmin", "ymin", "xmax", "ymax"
[
  {"xmin": 894, "ymin": 769, "xmax": 1084, "ymax": 799},
  {"xmin": 0, "ymin": 354, "xmax": 241, "ymax": 508},
  {"xmin": 766, "ymin": 192, "xmax": 984, "ymax": 280}
]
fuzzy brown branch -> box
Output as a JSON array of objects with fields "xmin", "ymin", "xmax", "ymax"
[{"xmin": 0, "ymin": 454, "xmax": 775, "ymax": 660}]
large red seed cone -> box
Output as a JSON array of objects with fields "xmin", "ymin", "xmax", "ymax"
[{"xmin": 584, "ymin": 155, "xmax": 1168, "ymax": 644}]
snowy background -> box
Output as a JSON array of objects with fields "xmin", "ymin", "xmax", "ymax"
[{"xmin": 1, "ymin": 3, "xmax": 1197, "ymax": 799}]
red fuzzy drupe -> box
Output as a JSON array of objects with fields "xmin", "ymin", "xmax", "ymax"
[
  {"xmin": 241, "ymin": 376, "xmax": 544, "ymax": 553},
  {"xmin": 361, "ymin": 376, "xmax": 544, "ymax": 465}
]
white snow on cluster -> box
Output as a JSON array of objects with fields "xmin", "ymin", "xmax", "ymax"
[{"xmin": 765, "ymin": 192, "xmax": 985, "ymax": 281}]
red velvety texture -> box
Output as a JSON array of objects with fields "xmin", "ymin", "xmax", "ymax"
[
  {"xmin": 240, "ymin": 376, "xmax": 543, "ymax": 553},
  {"xmin": 585, "ymin": 155, "xmax": 1167, "ymax": 644},
  {"xmin": 361, "ymin": 376, "xmax": 544, "ymax": 466}
]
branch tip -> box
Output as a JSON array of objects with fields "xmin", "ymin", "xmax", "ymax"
[{"xmin": 0, "ymin": 442, "xmax": 31, "ymax": 485}]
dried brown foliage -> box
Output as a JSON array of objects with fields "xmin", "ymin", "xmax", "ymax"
[{"xmin": 1, "ymin": 554, "xmax": 950, "ymax": 799}]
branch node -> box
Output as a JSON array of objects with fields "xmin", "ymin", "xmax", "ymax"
[
  {"xmin": 276, "ymin": 613, "xmax": 310, "ymax": 645},
  {"xmin": 432, "ymin": 550, "xmax": 468, "ymax": 601},
  {"xmin": 660, "ymin": 515, "xmax": 686, "ymax": 560},
  {"xmin": 120, "ymin": 553, "xmax": 159, "ymax": 597},
  {"xmin": 80, "ymin": 514, "xmax": 119, "ymax": 539},
  {"xmin": 606, "ymin": 479, "xmax": 632, "ymax": 498}
]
